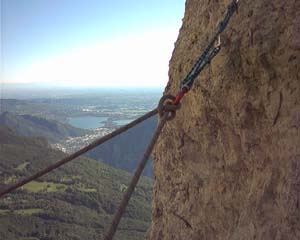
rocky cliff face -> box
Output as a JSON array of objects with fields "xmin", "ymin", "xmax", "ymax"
[{"xmin": 148, "ymin": 0, "xmax": 300, "ymax": 239}]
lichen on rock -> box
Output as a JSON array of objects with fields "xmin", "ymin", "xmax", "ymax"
[{"xmin": 147, "ymin": 0, "xmax": 300, "ymax": 239}]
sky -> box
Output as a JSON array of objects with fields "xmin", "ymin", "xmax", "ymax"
[{"xmin": 1, "ymin": 0, "xmax": 185, "ymax": 87}]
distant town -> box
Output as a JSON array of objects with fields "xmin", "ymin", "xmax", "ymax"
[{"xmin": 51, "ymin": 127, "xmax": 113, "ymax": 153}]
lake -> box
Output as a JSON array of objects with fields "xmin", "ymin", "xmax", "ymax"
[
  {"xmin": 68, "ymin": 116, "xmax": 136, "ymax": 129},
  {"xmin": 68, "ymin": 116, "xmax": 108, "ymax": 129}
]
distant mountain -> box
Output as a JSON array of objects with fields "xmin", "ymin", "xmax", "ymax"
[
  {"xmin": 0, "ymin": 126, "xmax": 152, "ymax": 240},
  {"xmin": 0, "ymin": 112, "xmax": 88, "ymax": 143},
  {"xmin": 85, "ymin": 116, "xmax": 157, "ymax": 178}
]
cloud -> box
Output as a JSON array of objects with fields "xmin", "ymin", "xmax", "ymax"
[{"xmin": 4, "ymin": 27, "xmax": 179, "ymax": 87}]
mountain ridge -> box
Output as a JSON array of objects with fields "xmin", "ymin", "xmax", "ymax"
[{"xmin": 0, "ymin": 111, "xmax": 88, "ymax": 143}]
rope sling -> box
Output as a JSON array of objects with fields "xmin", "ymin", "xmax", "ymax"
[{"xmin": 0, "ymin": 1, "xmax": 240, "ymax": 239}]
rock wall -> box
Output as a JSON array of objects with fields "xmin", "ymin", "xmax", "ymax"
[{"xmin": 148, "ymin": 0, "xmax": 300, "ymax": 239}]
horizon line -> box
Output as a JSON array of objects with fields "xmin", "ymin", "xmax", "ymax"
[{"xmin": 1, "ymin": 83, "xmax": 165, "ymax": 89}]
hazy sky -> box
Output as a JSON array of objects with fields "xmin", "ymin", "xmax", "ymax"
[{"xmin": 1, "ymin": 0, "xmax": 185, "ymax": 87}]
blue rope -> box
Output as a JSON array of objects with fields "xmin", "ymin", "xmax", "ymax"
[{"xmin": 180, "ymin": 0, "xmax": 238, "ymax": 91}]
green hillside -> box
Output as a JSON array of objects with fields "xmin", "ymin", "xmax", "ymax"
[
  {"xmin": 0, "ymin": 112, "xmax": 88, "ymax": 143},
  {"xmin": 0, "ymin": 126, "xmax": 152, "ymax": 240}
]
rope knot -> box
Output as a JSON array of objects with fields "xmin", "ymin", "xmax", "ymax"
[{"xmin": 158, "ymin": 95, "xmax": 181, "ymax": 121}]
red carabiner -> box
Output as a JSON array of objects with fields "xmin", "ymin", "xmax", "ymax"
[{"xmin": 172, "ymin": 87, "xmax": 188, "ymax": 105}]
